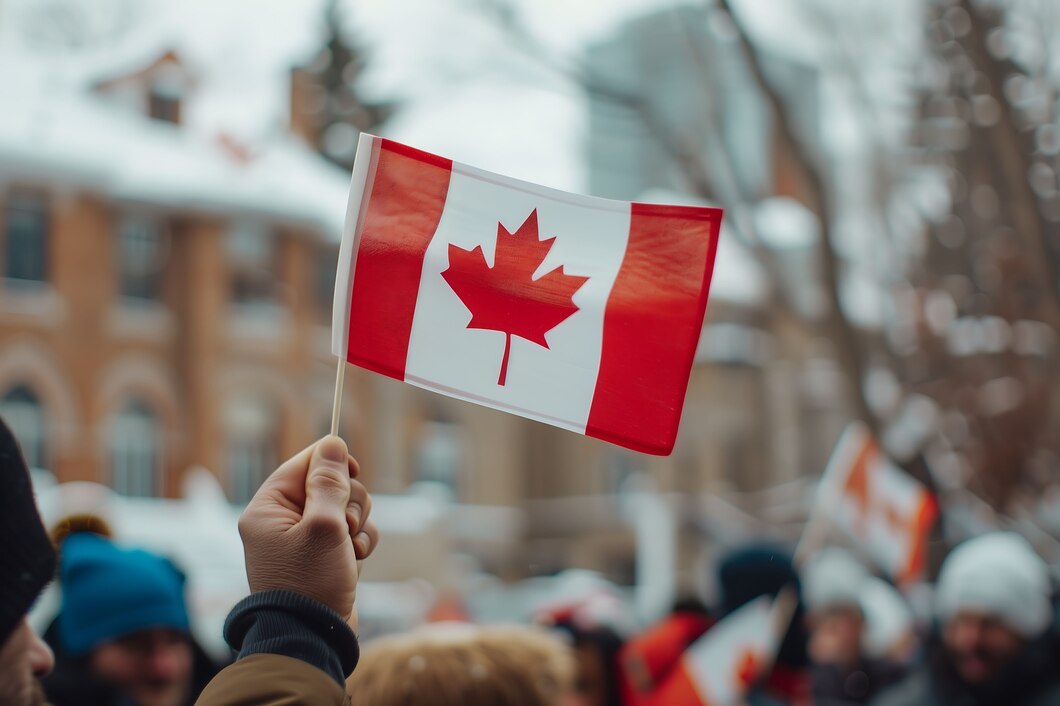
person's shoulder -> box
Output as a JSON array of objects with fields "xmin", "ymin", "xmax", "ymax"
[
  {"xmin": 195, "ymin": 654, "xmax": 348, "ymax": 706},
  {"xmin": 869, "ymin": 668, "xmax": 933, "ymax": 706}
]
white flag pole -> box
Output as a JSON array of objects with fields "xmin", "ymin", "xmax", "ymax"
[
  {"xmin": 330, "ymin": 358, "xmax": 345, "ymax": 437},
  {"xmin": 329, "ymin": 133, "xmax": 377, "ymax": 440}
]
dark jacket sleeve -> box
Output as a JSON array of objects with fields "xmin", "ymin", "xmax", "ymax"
[{"xmin": 194, "ymin": 590, "xmax": 359, "ymax": 706}]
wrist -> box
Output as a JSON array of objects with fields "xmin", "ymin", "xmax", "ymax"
[{"xmin": 225, "ymin": 589, "xmax": 360, "ymax": 685}]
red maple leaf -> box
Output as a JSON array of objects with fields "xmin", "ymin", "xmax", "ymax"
[{"xmin": 441, "ymin": 209, "xmax": 589, "ymax": 386}]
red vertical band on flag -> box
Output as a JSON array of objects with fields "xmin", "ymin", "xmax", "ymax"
[
  {"xmin": 842, "ymin": 437, "xmax": 879, "ymax": 537},
  {"xmin": 346, "ymin": 139, "xmax": 453, "ymax": 379},
  {"xmin": 586, "ymin": 203, "xmax": 722, "ymax": 455},
  {"xmin": 899, "ymin": 492, "xmax": 938, "ymax": 584}
]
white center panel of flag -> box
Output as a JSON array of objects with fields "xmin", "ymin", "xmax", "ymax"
[{"xmin": 403, "ymin": 163, "xmax": 632, "ymax": 434}]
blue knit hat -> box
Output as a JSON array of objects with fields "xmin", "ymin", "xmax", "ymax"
[{"xmin": 58, "ymin": 533, "xmax": 190, "ymax": 655}]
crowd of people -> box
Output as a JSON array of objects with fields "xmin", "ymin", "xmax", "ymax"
[{"xmin": 2, "ymin": 415, "xmax": 1058, "ymax": 706}]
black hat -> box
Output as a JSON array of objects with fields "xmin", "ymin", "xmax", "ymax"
[
  {"xmin": 0, "ymin": 417, "xmax": 57, "ymax": 644},
  {"xmin": 716, "ymin": 542, "xmax": 809, "ymax": 669}
]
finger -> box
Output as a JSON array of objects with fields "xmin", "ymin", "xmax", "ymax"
[
  {"xmin": 345, "ymin": 480, "xmax": 371, "ymax": 534},
  {"xmin": 347, "ymin": 454, "xmax": 361, "ymax": 480},
  {"xmin": 353, "ymin": 519, "xmax": 379, "ymax": 560},
  {"xmin": 302, "ymin": 436, "xmax": 354, "ymax": 530},
  {"xmin": 254, "ymin": 442, "xmax": 316, "ymax": 511}
]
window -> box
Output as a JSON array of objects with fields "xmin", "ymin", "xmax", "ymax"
[
  {"xmin": 148, "ymin": 65, "xmax": 184, "ymax": 124},
  {"xmin": 415, "ymin": 421, "xmax": 463, "ymax": 494},
  {"xmin": 228, "ymin": 222, "xmax": 278, "ymax": 311},
  {"xmin": 149, "ymin": 91, "xmax": 180, "ymax": 124},
  {"xmin": 226, "ymin": 397, "xmax": 279, "ymax": 504},
  {"xmin": 110, "ymin": 400, "xmax": 161, "ymax": 497},
  {"xmin": 4, "ymin": 192, "xmax": 48, "ymax": 282},
  {"xmin": 119, "ymin": 215, "xmax": 165, "ymax": 300},
  {"xmin": 0, "ymin": 385, "xmax": 47, "ymax": 470}
]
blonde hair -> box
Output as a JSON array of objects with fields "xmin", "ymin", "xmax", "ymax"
[{"xmin": 347, "ymin": 623, "xmax": 575, "ymax": 706}]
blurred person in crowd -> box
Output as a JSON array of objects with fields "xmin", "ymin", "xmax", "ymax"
[
  {"xmin": 802, "ymin": 549, "xmax": 907, "ymax": 705},
  {"xmin": 195, "ymin": 435, "xmax": 379, "ymax": 706},
  {"xmin": 859, "ymin": 577, "xmax": 920, "ymax": 667},
  {"xmin": 548, "ymin": 618, "xmax": 625, "ymax": 706},
  {"xmin": 41, "ymin": 532, "xmax": 220, "ymax": 706},
  {"xmin": 619, "ymin": 543, "xmax": 812, "ymax": 706},
  {"xmin": 617, "ymin": 597, "xmax": 715, "ymax": 706},
  {"xmin": 873, "ymin": 532, "xmax": 1060, "ymax": 706},
  {"xmin": 536, "ymin": 590, "xmax": 629, "ymax": 706},
  {"xmin": 717, "ymin": 544, "xmax": 812, "ymax": 706},
  {"xmin": 345, "ymin": 622, "xmax": 576, "ymax": 706},
  {"xmin": 0, "ymin": 418, "xmax": 57, "ymax": 706}
]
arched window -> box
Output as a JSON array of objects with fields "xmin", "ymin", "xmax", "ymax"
[
  {"xmin": 110, "ymin": 400, "xmax": 161, "ymax": 497},
  {"xmin": 0, "ymin": 385, "xmax": 47, "ymax": 469},
  {"xmin": 226, "ymin": 396, "xmax": 279, "ymax": 505}
]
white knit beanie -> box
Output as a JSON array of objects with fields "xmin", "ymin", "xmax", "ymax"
[
  {"xmin": 935, "ymin": 532, "xmax": 1053, "ymax": 638},
  {"xmin": 803, "ymin": 548, "xmax": 870, "ymax": 613},
  {"xmin": 860, "ymin": 577, "xmax": 914, "ymax": 658}
]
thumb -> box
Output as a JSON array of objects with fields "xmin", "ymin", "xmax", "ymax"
[{"xmin": 302, "ymin": 435, "xmax": 353, "ymax": 527}]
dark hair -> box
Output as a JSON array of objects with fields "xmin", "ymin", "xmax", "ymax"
[{"xmin": 551, "ymin": 619, "xmax": 625, "ymax": 706}]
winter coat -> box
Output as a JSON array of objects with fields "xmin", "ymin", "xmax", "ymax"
[
  {"xmin": 811, "ymin": 659, "xmax": 907, "ymax": 706},
  {"xmin": 195, "ymin": 654, "xmax": 349, "ymax": 706}
]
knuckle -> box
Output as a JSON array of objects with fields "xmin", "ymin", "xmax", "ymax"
[
  {"xmin": 309, "ymin": 465, "xmax": 351, "ymax": 498},
  {"xmin": 301, "ymin": 512, "xmax": 347, "ymax": 539},
  {"xmin": 349, "ymin": 481, "xmax": 371, "ymax": 510}
]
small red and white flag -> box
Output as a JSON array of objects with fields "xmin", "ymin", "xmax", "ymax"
[
  {"xmin": 332, "ymin": 135, "xmax": 722, "ymax": 455},
  {"xmin": 653, "ymin": 596, "xmax": 777, "ymax": 706},
  {"xmin": 818, "ymin": 423, "xmax": 938, "ymax": 584}
]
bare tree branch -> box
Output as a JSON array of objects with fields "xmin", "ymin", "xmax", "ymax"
[
  {"xmin": 715, "ymin": 0, "xmax": 881, "ymax": 438},
  {"xmin": 957, "ymin": 0, "xmax": 1060, "ymax": 336}
]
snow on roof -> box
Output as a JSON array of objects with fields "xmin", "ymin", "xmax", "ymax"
[
  {"xmin": 0, "ymin": 72, "xmax": 349, "ymax": 236},
  {"xmin": 0, "ymin": 0, "xmax": 349, "ymax": 236}
]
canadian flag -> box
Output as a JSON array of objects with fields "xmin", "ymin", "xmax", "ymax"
[
  {"xmin": 818, "ymin": 423, "xmax": 938, "ymax": 584},
  {"xmin": 332, "ymin": 135, "xmax": 722, "ymax": 455},
  {"xmin": 653, "ymin": 596, "xmax": 778, "ymax": 706}
]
